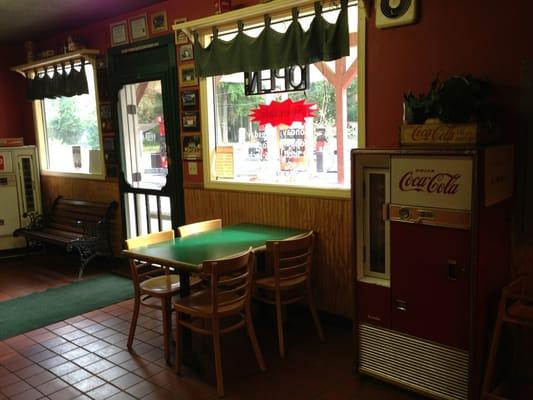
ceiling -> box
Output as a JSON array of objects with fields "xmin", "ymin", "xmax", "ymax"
[{"xmin": 0, "ymin": 0, "xmax": 166, "ymax": 42}]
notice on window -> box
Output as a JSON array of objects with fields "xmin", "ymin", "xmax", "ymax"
[
  {"xmin": 279, "ymin": 127, "xmax": 306, "ymax": 171},
  {"xmin": 215, "ymin": 146, "xmax": 234, "ymax": 179}
]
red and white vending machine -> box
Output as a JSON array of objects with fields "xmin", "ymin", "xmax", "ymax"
[{"xmin": 351, "ymin": 146, "xmax": 513, "ymax": 400}]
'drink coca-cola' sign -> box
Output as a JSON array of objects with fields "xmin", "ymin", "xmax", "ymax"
[{"xmin": 391, "ymin": 156, "xmax": 473, "ymax": 210}]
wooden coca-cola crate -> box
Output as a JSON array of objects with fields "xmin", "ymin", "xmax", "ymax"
[{"xmin": 400, "ymin": 123, "xmax": 500, "ymax": 146}]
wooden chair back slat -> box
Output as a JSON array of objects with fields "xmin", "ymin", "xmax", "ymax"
[
  {"xmin": 267, "ymin": 231, "xmax": 314, "ymax": 288},
  {"xmin": 125, "ymin": 230, "xmax": 175, "ymax": 286},
  {"xmin": 201, "ymin": 247, "xmax": 254, "ymax": 315},
  {"xmin": 178, "ymin": 219, "xmax": 222, "ymax": 238}
]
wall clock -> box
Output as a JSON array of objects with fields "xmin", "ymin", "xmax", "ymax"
[{"xmin": 376, "ymin": 0, "xmax": 417, "ymax": 29}]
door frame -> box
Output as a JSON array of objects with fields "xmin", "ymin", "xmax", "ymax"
[{"xmin": 108, "ymin": 34, "xmax": 184, "ymax": 239}]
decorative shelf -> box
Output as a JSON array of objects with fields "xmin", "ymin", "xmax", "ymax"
[{"xmin": 11, "ymin": 49, "xmax": 100, "ymax": 76}]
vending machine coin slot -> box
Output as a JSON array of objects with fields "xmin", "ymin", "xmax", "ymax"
[{"xmin": 448, "ymin": 260, "xmax": 458, "ymax": 280}]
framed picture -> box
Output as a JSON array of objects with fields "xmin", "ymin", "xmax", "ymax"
[
  {"xmin": 99, "ymin": 103, "xmax": 111, "ymax": 119},
  {"xmin": 182, "ymin": 111, "xmax": 199, "ymax": 131},
  {"xmin": 179, "ymin": 44, "xmax": 193, "ymax": 62},
  {"xmin": 174, "ymin": 18, "xmax": 188, "ymax": 44},
  {"xmin": 103, "ymin": 137, "xmax": 115, "ymax": 152},
  {"xmin": 179, "ymin": 64, "xmax": 198, "ymax": 87},
  {"xmin": 150, "ymin": 10, "xmax": 167, "ymax": 34},
  {"xmin": 129, "ymin": 14, "xmax": 149, "ymax": 42},
  {"xmin": 181, "ymin": 89, "xmax": 198, "ymax": 109},
  {"xmin": 182, "ymin": 135, "xmax": 201, "ymax": 160},
  {"xmin": 110, "ymin": 20, "xmax": 128, "ymax": 46}
]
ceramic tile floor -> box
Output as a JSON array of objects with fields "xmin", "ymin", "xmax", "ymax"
[{"xmin": 0, "ymin": 253, "xmax": 423, "ymax": 400}]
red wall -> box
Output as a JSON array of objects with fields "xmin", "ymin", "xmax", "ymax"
[
  {"xmin": 0, "ymin": 44, "xmax": 35, "ymax": 144},
  {"xmin": 366, "ymin": 0, "xmax": 532, "ymax": 146}
]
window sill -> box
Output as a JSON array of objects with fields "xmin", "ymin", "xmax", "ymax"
[
  {"xmin": 203, "ymin": 179, "xmax": 351, "ymax": 199},
  {"xmin": 40, "ymin": 169, "xmax": 106, "ymax": 181}
]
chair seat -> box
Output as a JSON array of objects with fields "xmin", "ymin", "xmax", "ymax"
[
  {"xmin": 140, "ymin": 274, "xmax": 181, "ymax": 294},
  {"xmin": 255, "ymin": 275, "xmax": 306, "ymax": 290},
  {"xmin": 174, "ymin": 289, "xmax": 244, "ymax": 316},
  {"xmin": 508, "ymin": 301, "xmax": 533, "ymax": 322}
]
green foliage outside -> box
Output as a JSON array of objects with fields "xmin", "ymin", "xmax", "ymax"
[
  {"xmin": 138, "ymin": 87, "xmax": 163, "ymax": 124},
  {"xmin": 48, "ymin": 96, "xmax": 98, "ymax": 148}
]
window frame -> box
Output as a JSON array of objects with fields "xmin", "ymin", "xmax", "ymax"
[
  {"xmin": 196, "ymin": 1, "xmax": 366, "ymax": 199},
  {"xmin": 33, "ymin": 58, "xmax": 106, "ymax": 180}
]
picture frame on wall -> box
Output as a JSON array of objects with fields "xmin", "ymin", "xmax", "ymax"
[
  {"xmin": 179, "ymin": 44, "xmax": 193, "ymax": 62},
  {"xmin": 182, "ymin": 111, "xmax": 199, "ymax": 131},
  {"xmin": 110, "ymin": 20, "xmax": 129, "ymax": 46},
  {"xmin": 129, "ymin": 14, "xmax": 149, "ymax": 42},
  {"xmin": 99, "ymin": 103, "xmax": 112, "ymax": 119},
  {"xmin": 182, "ymin": 135, "xmax": 201, "ymax": 160},
  {"xmin": 179, "ymin": 64, "xmax": 198, "ymax": 87},
  {"xmin": 181, "ymin": 89, "xmax": 198, "ymax": 109},
  {"xmin": 174, "ymin": 17, "xmax": 188, "ymax": 44},
  {"xmin": 150, "ymin": 10, "xmax": 168, "ymax": 34}
]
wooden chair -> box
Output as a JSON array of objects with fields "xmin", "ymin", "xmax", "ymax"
[
  {"xmin": 177, "ymin": 219, "xmax": 222, "ymax": 238},
  {"xmin": 125, "ymin": 230, "xmax": 181, "ymax": 364},
  {"xmin": 254, "ymin": 231, "xmax": 325, "ymax": 358},
  {"xmin": 482, "ymin": 275, "xmax": 533, "ymax": 399},
  {"xmin": 174, "ymin": 247, "xmax": 266, "ymax": 397}
]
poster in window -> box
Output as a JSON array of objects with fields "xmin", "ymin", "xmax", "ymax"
[{"xmin": 279, "ymin": 126, "xmax": 306, "ymax": 171}]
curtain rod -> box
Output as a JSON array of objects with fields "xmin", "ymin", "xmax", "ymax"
[
  {"xmin": 11, "ymin": 49, "xmax": 99, "ymax": 77},
  {"xmin": 173, "ymin": 0, "xmax": 357, "ymax": 42},
  {"xmin": 214, "ymin": 2, "xmax": 357, "ymax": 39}
]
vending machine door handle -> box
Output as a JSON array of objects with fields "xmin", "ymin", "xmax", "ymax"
[{"xmin": 394, "ymin": 299, "xmax": 408, "ymax": 311}]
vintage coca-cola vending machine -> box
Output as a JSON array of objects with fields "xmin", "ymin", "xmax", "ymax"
[{"xmin": 351, "ymin": 146, "xmax": 513, "ymax": 400}]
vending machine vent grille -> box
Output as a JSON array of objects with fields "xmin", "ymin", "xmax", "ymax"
[
  {"xmin": 359, "ymin": 323, "xmax": 469, "ymax": 400},
  {"xmin": 19, "ymin": 157, "xmax": 35, "ymax": 213}
]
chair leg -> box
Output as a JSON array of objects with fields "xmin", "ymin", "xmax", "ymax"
[
  {"xmin": 212, "ymin": 319, "xmax": 224, "ymax": 397},
  {"xmin": 307, "ymin": 281, "xmax": 325, "ymax": 342},
  {"xmin": 161, "ymin": 296, "xmax": 172, "ymax": 364},
  {"xmin": 246, "ymin": 303, "xmax": 266, "ymax": 371},
  {"xmin": 127, "ymin": 292, "xmax": 141, "ymax": 351},
  {"xmin": 175, "ymin": 312, "xmax": 182, "ymax": 375},
  {"xmin": 482, "ymin": 303, "xmax": 505, "ymax": 397},
  {"xmin": 275, "ymin": 295, "xmax": 285, "ymax": 358}
]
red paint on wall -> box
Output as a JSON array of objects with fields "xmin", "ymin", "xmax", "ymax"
[
  {"xmin": 366, "ymin": 0, "xmax": 533, "ymax": 147},
  {"xmin": 0, "ymin": 44, "xmax": 35, "ymax": 144}
]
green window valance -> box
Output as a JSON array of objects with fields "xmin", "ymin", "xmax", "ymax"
[
  {"xmin": 26, "ymin": 61, "xmax": 89, "ymax": 100},
  {"xmin": 193, "ymin": 0, "xmax": 350, "ymax": 78}
]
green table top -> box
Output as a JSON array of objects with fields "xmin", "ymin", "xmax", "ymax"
[{"xmin": 122, "ymin": 223, "xmax": 307, "ymax": 271}]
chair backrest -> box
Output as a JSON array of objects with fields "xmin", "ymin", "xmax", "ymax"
[
  {"xmin": 201, "ymin": 247, "xmax": 254, "ymax": 316},
  {"xmin": 266, "ymin": 231, "xmax": 315, "ymax": 289},
  {"xmin": 178, "ymin": 219, "xmax": 222, "ymax": 238},
  {"xmin": 125, "ymin": 230, "xmax": 175, "ymax": 287}
]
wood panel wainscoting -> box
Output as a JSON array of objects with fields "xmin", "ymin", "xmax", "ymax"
[
  {"xmin": 184, "ymin": 188, "xmax": 353, "ymax": 318},
  {"xmin": 40, "ymin": 175, "xmax": 122, "ymax": 256}
]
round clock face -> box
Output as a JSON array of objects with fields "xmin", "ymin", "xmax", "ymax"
[{"xmin": 381, "ymin": 0, "xmax": 412, "ymax": 19}]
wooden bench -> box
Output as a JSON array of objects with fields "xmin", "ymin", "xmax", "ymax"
[{"xmin": 14, "ymin": 196, "xmax": 118, "ymax": 279}]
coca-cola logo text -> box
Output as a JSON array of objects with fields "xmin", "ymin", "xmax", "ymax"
[
  {"xmin": 409, "ymin": 125, "xmax": 470, "ymax": 142},
  {"xmin": 399, "ymin": 169, "xmax": 461, "ymax": 194}
]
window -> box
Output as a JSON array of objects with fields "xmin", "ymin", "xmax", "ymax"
[
  {"xmin": 202, "ymin": 3, "xmax": 362, "ymax": 196},
  {"xmin": 34, "ymin": 61, "xmax": 104, "ymax": 178}
]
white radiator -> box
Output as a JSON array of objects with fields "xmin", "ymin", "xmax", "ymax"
[
  {"xmin": 0, "ymin": 146, "xmax": 42, "ymax": 250},
  {"xmin": 359, "ymin": 323, "xmax": 469, "ymax": 400}
]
